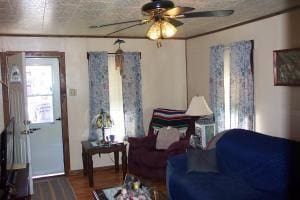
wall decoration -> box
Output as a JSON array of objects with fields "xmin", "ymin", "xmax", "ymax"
[
  {"xmin": 9, "ymin": 65, "xmax": 22, "ymax": 83},
  {"xmin": 273, "ymin": 48, "xmax": 300, "ymax": 86},
  {"xmin": 114, "ymin": 39, "xmax": 125, "ymax": 75}
]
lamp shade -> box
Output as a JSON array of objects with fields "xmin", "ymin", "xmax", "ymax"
[{"xmin": 185, "ymin": 96, "xmax": 213, "ymax": 116}]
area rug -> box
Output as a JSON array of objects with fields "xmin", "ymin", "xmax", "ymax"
[{"xmin": 32, "ymin": 177, "xmax": 76, "ymax": 200}]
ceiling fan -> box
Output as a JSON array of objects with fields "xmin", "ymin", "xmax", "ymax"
[{"xmin": 90, "ymin": 0, "xmax": 234, "ymax": 41}]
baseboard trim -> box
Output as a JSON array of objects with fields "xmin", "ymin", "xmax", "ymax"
[
  {"xmin": 33, "ymin": 174, "xmax": 65, "ymax": 181},
  {"xmin": 69, "ymin": 165, "xmax": 122, "ymax": 176}
]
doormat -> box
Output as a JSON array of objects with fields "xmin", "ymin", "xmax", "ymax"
[{"xmin": 32, "ymin": 176, "xmax": 76, "ymax": 200}]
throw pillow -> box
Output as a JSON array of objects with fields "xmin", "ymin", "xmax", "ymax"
[
  {"xmin": 186, "ymin": 148, "xmax": 219, "ymax": 173},
  {"xmin": 156, "ymin": 127, "xmax": 180, "ymax": 150},
  {"xmin": 153, "ymin": 126, "xmax": 188, "ymax": 138}
]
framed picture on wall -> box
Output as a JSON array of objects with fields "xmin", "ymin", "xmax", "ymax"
[{"xmin": 273, "ymin": 48, "xmax": 300, "ymax": 86}]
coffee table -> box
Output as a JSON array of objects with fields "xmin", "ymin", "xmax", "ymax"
[{"xmin": 92, "ymin": 186, "xmax": 167, "ymax": 200}]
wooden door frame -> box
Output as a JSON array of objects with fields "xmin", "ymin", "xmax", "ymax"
[{"xmin": 1, "ymin": 51, "xmax": 71, "ymax": 176}]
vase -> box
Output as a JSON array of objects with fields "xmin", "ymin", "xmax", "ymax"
[{"xmin": 96, "ymin": 128, "xmax": 102, "ymax": 141}]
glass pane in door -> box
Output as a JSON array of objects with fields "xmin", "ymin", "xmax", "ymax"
[
  {"xmin": 26, "ymin": 65, "xmax": 53, "ymax": 96},
  {"xmin": 26, "ymin": 65, "xmax": 54, "ymax": 124},
  {"xmin": 27, "ymin": 96, "xmax": 54, "ymax": 123}
]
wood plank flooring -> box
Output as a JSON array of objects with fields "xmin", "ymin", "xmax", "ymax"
[{"xmin": 68, "ymin": 166, "xmax": 167, "ymax": 200}]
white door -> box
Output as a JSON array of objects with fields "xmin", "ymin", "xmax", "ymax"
[{"xmin": 25, "ymin": 57, "xmax": 64, "ymax": 177}]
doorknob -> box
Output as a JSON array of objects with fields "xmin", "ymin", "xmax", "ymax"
[
  {"xmin": 29, "ymin": 128, "xmax": 41, "ymax": 133},
  {"xmin": 56, "ymin": 117, "xmax": 62, "ymax": 121},
  {"xmin": 21, "ymin": 128, "xmax": 41, "ymax": 134}
]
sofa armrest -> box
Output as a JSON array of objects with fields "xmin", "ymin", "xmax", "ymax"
[
  {"xmin": 128, "ymin": 135, "xmax": 156, "ymax": 150},
  {"xmin": 166, "ymin": 139, "xmax": 189, "ymax": 156}
]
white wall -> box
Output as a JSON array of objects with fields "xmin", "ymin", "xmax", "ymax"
[
  {"xmin": 187, "ymin": 9, "xmax": 300, "ymax": 141},
  {"xmin": 0, "ymin": 37, "xmax": 187, "ymax": 170}
]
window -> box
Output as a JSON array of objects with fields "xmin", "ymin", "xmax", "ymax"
[
  {"xmin": 108, "ymin": 56, "xmax": 125, "ymax": 142},
  {"xmin": 26, "ymin": 65, "xmax": 54, "ymax": 124},
  {"xmin": 221, "ymin": 42, "xmax": 254, "ymax": 130},
  {"xmin": 223, "ymin": 48, "xmax": 230, "ymax": 130}
]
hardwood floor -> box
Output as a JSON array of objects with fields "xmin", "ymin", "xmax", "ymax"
[{"xmin": 68, "ymin": 166, "xmax": 167, "ymax": 200}]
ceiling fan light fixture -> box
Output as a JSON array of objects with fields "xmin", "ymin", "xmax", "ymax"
[
  {"xmin": 161, "ymin": 20, "xmax": 177, "ymax": 38},
  {"xmin": 146, "ymin": 20, "xmax": 177, "ymax": 40},
  {"xmin": 146, "ymin": 21, "xmax": 162, "ymax": 40}
]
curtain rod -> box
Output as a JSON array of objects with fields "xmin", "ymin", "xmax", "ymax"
[
  {"xmin": 87, "ymin": 52, "xmax": 141, "ymax": 59},
  {"xmin": 223, "ymin": 40, "xmax": 255, "ymax": 49}
]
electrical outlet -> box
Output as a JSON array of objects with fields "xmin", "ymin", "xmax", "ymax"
[{"xmin": 69, "ymin": 88, "xmax": 77, "ymax": 96}]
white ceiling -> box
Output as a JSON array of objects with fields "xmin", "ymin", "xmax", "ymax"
[{"xmin": 0, "ymin": 0, "xmax": 299, "ymax": 38}]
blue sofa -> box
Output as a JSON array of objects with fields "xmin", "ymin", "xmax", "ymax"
[{"xmin": 167, "ymin": 129, "xmax": 300, "ymax": 200}]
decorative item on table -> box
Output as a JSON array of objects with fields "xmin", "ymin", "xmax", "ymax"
[
  {"xmin": 92, "ymin": 110, "xmax": 113, "ymax": 144},
  {"xmin": 114, "ymin": 174, "xmax": 151, "ymax": 200},
  {"xmin": 189, "ymin": 134, "xmax": 202, "ymax": 149},
  {"xmin": 106, "ymin": 134, "xmax": 116, "ymax": 145},
  {"xmin": 185, "ymin": 95, "xmax": 213, "ymax": 149}
]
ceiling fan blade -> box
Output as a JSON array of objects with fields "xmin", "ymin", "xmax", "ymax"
[
  {"xmin": 106, "ymin": 22, "xmax": 145, "ymax": 36},
  {"xmin": 164, "ymin": 6, "xmax": 195, "ymax": 16},
  {"xmin": 179, "ymin": 10, "xmax": 234, "ymax": 18},
  {"xmin": 167, "ymin": 18, "xmax": 184, "ymax": 27},
  {"xmin": 90, "ymin": 20, "xmax": 142, "ymax": 29}
]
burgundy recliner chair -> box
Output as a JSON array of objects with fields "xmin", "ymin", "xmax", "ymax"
[{"xmin": 128, "ymin": 108, "xmax": 194, "ymax": 180}]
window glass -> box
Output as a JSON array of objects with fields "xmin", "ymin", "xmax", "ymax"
[
  {"xmin": 27, "ymin": 96, "xmax": 54, "ymax": 123},
  {"xmin": 26, "ymin": 65, "xmax": 53, "ymax": 96},
  {"xmin": 108, "ymin": 56, "xmax": 125, "ymax": 142},
  {"xmin": 224, "ymin": 48, "xmax": 231, "ymax": 129},
  {"xmin": 26, "ymin": 65, "xmax": 54, "ymax": 124}
]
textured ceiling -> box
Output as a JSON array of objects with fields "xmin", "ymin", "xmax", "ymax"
[{"xmin": 0, "ymin": 0, "xmax": 299, "ymax": 38}]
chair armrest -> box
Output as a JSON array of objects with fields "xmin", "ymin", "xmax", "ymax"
[
  {"xmin": 128, "ymin": 135, "xmax": 156, "ymax": 150},
  {"xmin": 166, "ymin": 139, "xmax": 189, "ymax": 156}
]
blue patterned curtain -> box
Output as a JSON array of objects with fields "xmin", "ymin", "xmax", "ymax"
[
  {"xmin": 88, "ymin": 52, "xmax": 109, "ymax": 140},
  {"xmin": 209, "ymin": 45, "xmax": 225, "ymax": 133},
  {"xmin": 122, "ymin": 52, "xmax": 145, "ymax": 137},
  {"xmin": 230, "ymin": 40, "xmax": 254, "ymax": 130}
]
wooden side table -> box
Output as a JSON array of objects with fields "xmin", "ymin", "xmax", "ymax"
[{"xmin": 81, "ymin": 141, "xmax": 127, "ymax": 187}]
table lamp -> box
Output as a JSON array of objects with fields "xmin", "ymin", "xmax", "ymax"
[
  {"xmin": 94, "ymin": 110, "xmax": 113, "ymax": 144},
  {"xmin": 186, "ymin": 96, "xmax": 213, "ymax": 118},
  {"xmin": 186, "ymin": 96, "xmax": 213, "ymax": 147}
]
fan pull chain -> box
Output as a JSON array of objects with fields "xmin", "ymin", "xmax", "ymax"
[{"xmin": 156, "ymin": 39, "xmax": 162, "ymax": 48}]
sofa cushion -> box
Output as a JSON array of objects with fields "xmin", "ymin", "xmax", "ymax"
[
  {"xmin": 156, "ymin": 127, "xmax": 180, "ymax": 150},
  {"xmin": 168, "ymin": 169, "xmax": 274, "ymax": 200},
  {"xmin": 131, "ymin": 147, "xmax": 168, "ymax": 168},
  {"xmin": 216, "ymin": 129, "xmax": 300, "ymax": 195},
  {"xmin": 153, "ymin": 126, "xmax": 188, "ymax": 138},
  {"xmin": 167, "ymin": 154, "xmax": 274, "ymax": 200},
  {"xmin": 186, "ymin": 148, "xmax": 219, "ymax": 173}
]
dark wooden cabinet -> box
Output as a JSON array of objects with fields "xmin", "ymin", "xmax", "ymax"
[
  {"xmin": 5, "ymin": 164, "xmax": 30, "ymax": 200},
  {"xmin": 13, "ymin": 164, "xmax": 30, "ymax": 200}
]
